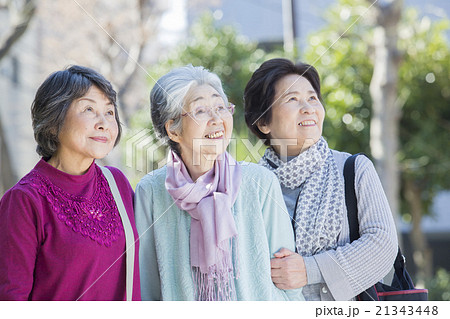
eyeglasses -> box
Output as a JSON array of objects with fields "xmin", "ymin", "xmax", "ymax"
[{"xmin": 181, "ymin": 103, "xmax": 235, "ymax": 122}]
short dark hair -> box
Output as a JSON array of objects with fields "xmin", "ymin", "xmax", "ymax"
[
  {"xmin": 244, "ymin": 58, "xmax": 322, "ymax": 145},
  {"xmin": 31, "ymin": 65, "xmax": 121, "ymax": 158}
]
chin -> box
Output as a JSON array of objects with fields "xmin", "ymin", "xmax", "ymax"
[
  {"xmin": 203, "ymin": 138, "xmax": 229, "ymax": 150},
  {"xmin": 91, "ymin": 150, "xmax": 112, "ymax": 160},
  {"xmin": 203, "ymin": 147, "xmax": 226, "ymax": 157}
]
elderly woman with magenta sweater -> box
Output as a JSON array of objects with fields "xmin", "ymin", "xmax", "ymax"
[{"xmin": 0, "ymin": 66, "xmax": 140, "ymax": 301}]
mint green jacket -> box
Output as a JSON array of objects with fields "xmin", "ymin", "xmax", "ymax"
[{"xmin": 135, "ymin": 162, "xmax": 303, "ymax": 301}]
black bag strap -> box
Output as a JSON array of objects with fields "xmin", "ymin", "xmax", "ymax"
[
  {"xmin": 344, "ymin": 153, "xmax": 417, "ymax": 291},
  {"xmin": 344, "ymin": 153, "xmax": 366, "ymax": 243}
]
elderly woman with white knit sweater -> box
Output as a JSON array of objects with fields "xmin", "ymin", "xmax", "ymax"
[{"xmin": 243, "ymin": 58, "xmax": 398, "ymax": 301}]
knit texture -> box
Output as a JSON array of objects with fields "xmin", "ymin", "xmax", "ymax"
[
  {"xmin": 21, "ymin": 169, "xmax": 122, "ymax": 247},
  {"xmin": 135, "ymin": 162, "xmax": 304, "ymax": 301},
  {"xmin": 260, "ymin": 137, "xmax": 345, "ymax": 258},
  {"xmin": 0, "ymin": 159, "xmax": 141, "ymax": 300},
  {"xmin": 299, "ymin": 150, "xmax": 398, "ymax": 300}
]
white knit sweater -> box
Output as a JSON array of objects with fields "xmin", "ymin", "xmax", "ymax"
[{"xmin": 288, "ymin": 150, "xmax": 398, "ymax": 301}]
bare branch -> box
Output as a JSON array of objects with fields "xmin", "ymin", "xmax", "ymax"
[
  {"xmin": 0, "ymin": 0, "xmax": 37, "ymax": 61},
  {"xmin": 0, "ymin": 113, "xmax": 17, "ymax": 194}
]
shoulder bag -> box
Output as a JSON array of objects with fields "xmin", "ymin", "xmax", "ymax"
[
  {"xmin": 100, "ymin": 166, "xmax": 135, "ymax": 301},
  {"xmin": 344, "ymin": 153, "xmax": 428, "ymax": 301}
]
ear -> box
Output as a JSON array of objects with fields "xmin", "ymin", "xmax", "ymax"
[
  {"xmin": 256, "ymin": 121, "xmax": 271, "ymax": 135},
  {"xmin": 165, "ymin": 120, "xmax": 181, "ymax": 143},
  {"xmin": 50, "ymin": 126, "xmax": 59, "ymax": 137}
]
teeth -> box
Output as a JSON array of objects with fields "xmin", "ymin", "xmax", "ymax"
[
  {"xmin": 299, "ymin": 120, "xmax": 316, "ymax": 126},
  {"xmin": 205, "ymin": 131, "xmax": 224, "ymax": 139}
]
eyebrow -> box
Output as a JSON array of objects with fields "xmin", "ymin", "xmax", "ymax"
[
  {"xmin": 78, "ymin": 97, "xmax": 96, "ymax": 103},
  {"xmin": 78, "ymin": 97, "xmax": 113, "ymax": 105},
  {"xmin": 191, "ymin": 93, "xmax": 221, "ymax": 102},
  {"xmin": 281, "ymin": 90, "xmax": 316, "ymax": 98}
]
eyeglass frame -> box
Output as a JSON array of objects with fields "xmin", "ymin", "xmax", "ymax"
[{"xmin": 181, "ymin": 102, "xmax": 235, "ymax": 121}]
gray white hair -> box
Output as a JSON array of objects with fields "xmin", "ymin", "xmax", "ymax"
[{"xmin": 150, "ymin": 65, "xmax": 228, "ymax": 154}]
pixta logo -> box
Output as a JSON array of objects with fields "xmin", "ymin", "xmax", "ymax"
[{"xmin": 125, "ymin": 129, "xmax": 167, "ymax": 173}]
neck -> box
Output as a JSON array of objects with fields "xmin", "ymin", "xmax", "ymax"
[
  {"xmin": 181, "ymin": 152, "xmax": 217, "ymax": 182},
  {"xmin": 272, "ymin": 137, "xmax": 318, "ymax": 159},
  {"xmin": 272, "ymin": 145, "xmax": 305, "ymax": 159},
  {"xmin": 47, "ymin": 153, "xmax": 94, "ymax": 175}
]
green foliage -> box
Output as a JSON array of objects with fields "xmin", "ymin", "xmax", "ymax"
[
  {"xmin": 137, "ymin": 13, "xmax": 285, "ymax": 162},
  {"xmin": 148, "ymin": 13, "xmax": 284, "ymax": 136},
  {"xmin": 132, "ymin": 1, "xmax": 450, "ymax": 197},
  {"xmin": 304, "ymin": 0, "xmax": 450, "ymax": 217},
  {"xmin": 426, "ymin": 268, "xmax": 450, "ymax": 301},
  {"xmin": 303, "ymin": 0, "xmax": 373, "ymax": 155},
  {"xmin": 398, "ymin": 11, "xmax": 450, "ymax": 212}
]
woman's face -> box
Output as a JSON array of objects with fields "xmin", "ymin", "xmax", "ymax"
[
  {"xmin": 257, "ymin": 74, "xmax": 325, "ymax": 157},
  {"xmin": 167, "ymin": 84, "xmax": 233, "ymax": 165},
  {"xmin": 54, "ymin": 85, "xmax": 118, "ymax": 167}
]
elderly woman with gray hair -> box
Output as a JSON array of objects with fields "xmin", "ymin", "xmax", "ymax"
[
  {"xmin": 135, "ymin": 65, "xmax": 303, "ymax": 301},
  {"xmin": 0, "ymin": 65, "xmax": 140, "ymax": 300}
]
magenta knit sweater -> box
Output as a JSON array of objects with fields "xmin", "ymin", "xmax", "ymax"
[{"xmin": 0, "ymin": 159, "xmax": 141, "ymax": 300}]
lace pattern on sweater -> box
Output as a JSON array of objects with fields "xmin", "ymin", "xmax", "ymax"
[{"xmin": 20, "ymin": 168, "xmax": 122, "ymax": 247}]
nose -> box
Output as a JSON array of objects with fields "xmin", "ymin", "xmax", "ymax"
[
  {"xmin": 300, "ymin": 100, "xmax": 315, "ymax": 114},
  {"xmin": 207, "ymin": 108, "xmax": 223, "ymax": 125},
  {"xmin": 95, "ymin": 113, "xmax": 108, "ymax": 130}
]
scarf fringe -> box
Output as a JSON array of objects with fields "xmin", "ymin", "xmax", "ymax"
[{"xmin": 192, "ymin": 238, "xmax": 239, "ymax": 301}]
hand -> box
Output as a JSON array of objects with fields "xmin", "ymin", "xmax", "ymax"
[{"xmin": 270, "ymin": 248, "xmax": 307, "ymax": 290}]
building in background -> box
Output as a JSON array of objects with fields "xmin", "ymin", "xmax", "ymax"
[
  {"xmin": 188, "ymin": 0, "xmax": 450, "ymax": 53},
  {"xmin": 0, "ymin": 0, "xmax": 184, "ymax": 185}
]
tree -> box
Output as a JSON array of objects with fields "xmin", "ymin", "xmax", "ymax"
[
  {"xmin": 37, "ymin": 0, "xmax": 167, "ymax": 127},
  {"xmin": 369, "ymin": 0, "xmax": 403, "ymax": 235},
  {"xmin": 398, "ymin": 10, "xmax": 450, "ymax": 284},
  {"xmin": 0, "ymin": 0, "xmax": 37, "ymax": 195},
  {"xmin": 1, "ymin": 0, "xmax": 170, "ymax": 192},
  {"xmin": 0, "ymin": 0, "xmax": 36, "ymax": 60},
  {"xmin": 303, "ymin": 0, "xmax": 450, "ymax": 283},
  {"xmin": 0, "ymin": 113, "xmax": 16, "ymax": 195},
  {"xmin": 148, "ymin": 13, "xmax": 284, "ymax": 135},
  {"xmin": 303, "ymin": 0, "xmax": 374, "ymax": 154},
  {"xmin": 129, "ymin": 12, "xmax": 284, "ymax": 176}
]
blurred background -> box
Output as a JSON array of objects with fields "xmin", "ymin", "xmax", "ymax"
[{"xmin": 0, "ymin": 0, "xmax": 449, "ymax": 300}]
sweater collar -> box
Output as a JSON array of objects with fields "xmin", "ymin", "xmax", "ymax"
[{"xmin": 34, "ymin": 158, "xmax": 97, "ymax": 193}]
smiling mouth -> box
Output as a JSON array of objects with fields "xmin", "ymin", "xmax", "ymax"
[
  {"xmin": 298, "ymin": 120, "xmax": 316, "ymax": 126},
  {"xmin": 90, "ymin": 137, "xmax": 108, "ymax": 143},
  {"xmin": 205, "ymin": 131, "xmax": 224, "ymax": 139}
]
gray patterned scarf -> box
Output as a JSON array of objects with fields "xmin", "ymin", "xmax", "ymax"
[{"xmin": 259, "ymin": 137, "xmax": 344, "ymax": 256}]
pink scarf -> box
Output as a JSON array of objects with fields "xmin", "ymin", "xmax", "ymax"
[{"xmin": 165, "ymin": 150, "xmax": 242, "ymax": 300}]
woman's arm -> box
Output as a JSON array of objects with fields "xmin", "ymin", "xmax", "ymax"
[
  {"xmin": 313, "ymin": 155, "xmax": 398, "ymax": 300},
  {"xmin": 259, "ymin": 173, "xmax": 296, "ymax": 256},
  {"xmin": 0, "ymin": 189, "xmax": 39, "ymax": 300},
  {"xmin": 259, "ymin": 171, "xmax": 304, "ymax": 300},
  {"xmin": 134, "ymin": 180, "xmax": 162, "ymax": 301}
]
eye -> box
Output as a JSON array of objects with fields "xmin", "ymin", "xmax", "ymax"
[
  {"xmin": 106, "ymin": 110, "xmax": 115, "ymax": 116},
  {"xmin": 309, "ymin": 95, "xmax": 318, "ymax": 101},
  {"xmin": 216, "ymin": 105, "xmax": 227, "ymax": 112},
  {"xmin": 85, "ymin": 106, "xmax": 94, "ymax": 112},
  {"xmin": 194, "ymin": 106, "xmax": 207, "ymax": 115},
  {"xmin": 287, "ymin": 96, "xmax": 298, "ymax": 102}
]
